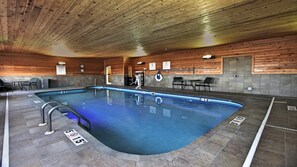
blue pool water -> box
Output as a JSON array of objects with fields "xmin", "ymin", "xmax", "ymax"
[{"xmin": 36, "ymin": 87, "xmax": 242, "ymax": 155}]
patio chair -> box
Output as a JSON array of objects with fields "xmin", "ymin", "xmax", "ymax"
[
  {"xmin": 195, "ymin": 77, "xmax": 213, "ymax": 91},
  {"xmin": 0, "ymin": 79, "xmax": 13, "ymax": 92},
  {"xmin": 172, "ymin": 77, "xmax": 184, "ymax": 89},
  {"xmin": 22, "ymin": 78, "xmax": 40, "ymax": 90},
  {"xmin": 29, "ymin": 78, "xmax": 39, "ymax": 89}
]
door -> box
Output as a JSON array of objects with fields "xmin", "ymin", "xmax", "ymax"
[{"xmin": 106, "ymin": 66, "xmax": 112, "ymax": 84}]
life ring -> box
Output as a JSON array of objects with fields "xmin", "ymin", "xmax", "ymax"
[
  {"xmin": 155, "ymin": 71, "xmax": 163, "ymax": 82},
  {"xmin": 155, "ymin": 97, "xmax": 163, "ymax": 104}
]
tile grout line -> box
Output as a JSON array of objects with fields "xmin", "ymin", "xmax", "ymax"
[
  {"xmin": 284, "ymin": 132, "xmax": 287, "ymax": 167},
  {"xmin": 266, "ymin": 124, "xmax": 297, "ymax": 132},
  {"xmin": 242, "ymin": 97, "xmax": 275, "ymax": 167},
  {"xmin": 2, "ymin": 92, "xmax": 9, "ymax": 167}
]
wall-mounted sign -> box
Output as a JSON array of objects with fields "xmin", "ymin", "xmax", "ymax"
[
  {"xmin": 56, "ymin": 65, "xmax": 66, "ymax": 75},
  {"xmin": 149, "ymin": 62, "xmax": 156, "ymax": 70},
  {"xmin": 162, "ymin": 61, "xmax": 171, "ymax": 70}
]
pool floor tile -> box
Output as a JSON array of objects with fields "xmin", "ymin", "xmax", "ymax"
[
  {"xmin": 138, "ymin": 159, "xmax": 168, "ymax": 167},
  {"xmin": 210, "ymin": 151, "xmax": 243, "ymax": 167},
  {"xmin": 222, "ymin": 137, "xmax": 250, "ymax": 159},
  {"xmin": 190, "ymin": 149, "xmax": 215, "ymax": 166},
  {"xmin": 201, "ymin": 140, "xmax": 224, "ymax": 156},
  {"xmin": 258, "ymin": 138, "xmax": 285, "ymax": 155},
  {"xmin": 40, "ymin": 149, "xmax": 83, "ymax": 167},
  {"xmin": 10, "ymin": 145, "xmax": 41, "ymax": 167},
  {"xmin": 208, "ymin": 134, "xmax": 231, "ymax": 146},
  {"xmin": 251, "ymin": 149, "xmax": 285, "ymax": 166}
]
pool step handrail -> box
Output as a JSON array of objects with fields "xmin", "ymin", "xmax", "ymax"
[
  {"xmin": 39, "ymin": 101, "xmax": 61, "ymax": 126},
  {"xmin": 45, "ymin": 105, "xmax": 91, "ymax": 135}
]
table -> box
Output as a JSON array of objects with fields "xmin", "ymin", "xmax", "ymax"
[
  {"xmin": 11, "ymin": 81, "xmax": 28, "ymax": 91},
  {"xmin": 181, "ymin": 79, "xmax": 202, "ymax": 90}
]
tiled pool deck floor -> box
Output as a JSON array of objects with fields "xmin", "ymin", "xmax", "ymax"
[{"xmin": 0, "ymin": 86, "xmax": 296, "ymax": 167}]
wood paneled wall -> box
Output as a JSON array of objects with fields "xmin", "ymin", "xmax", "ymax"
[
  {"xmin": 104, "ymin": 57, "xmax": 124, "ymax": 75},
  {"xmin": 132, "ymin": 35, "xmax": 297, "ymax": 75},
  {"xmin": 1, "ymin": 35, "xmax": 296, "ymax": 77},
  {"xmin": 0, "ymin": 53, "xmax": 104, "ymax": 76},
  {"xmin": 123, "ymin": 57, "xmax": 132, "ymax": 77},
  {"xmin": 132, "ymin": 52, "xmax": 222, "ymax": 75}
]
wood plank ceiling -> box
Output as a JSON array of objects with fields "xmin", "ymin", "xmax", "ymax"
[{"xmin": 0, "ymin": 0, "xmax": 297, "ymax": 58}]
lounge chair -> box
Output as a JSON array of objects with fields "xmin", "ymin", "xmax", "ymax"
[{"xmin": 0, "ymin": 79, "xmax": 13, "ymax": 92}]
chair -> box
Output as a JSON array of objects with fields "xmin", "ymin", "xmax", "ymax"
[
  {"xmin": 172, "ymin": 77, "xmax": 184, "ymax": 89},
  {"xmin": 0, "ymin": 79, "xmax": 13, "ymax": 92},
  {"xmin": 195, "ymin": 77, "xmax": 213, "ymax": 91},
  {"xmin": 29, "ymin": 78, "xmax": 39, "ymax": 89},
  {"xmin": 22, "ymin": 78, "xmax": 40, "ymax": 90}
]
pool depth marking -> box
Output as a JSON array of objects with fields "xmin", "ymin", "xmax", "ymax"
[
  {"xmin": 229, "ymin": 116, "xmax": 246, "ymax": 126},
  {"xmin": 2, "ymin": 92, "xmax": 9, "ymax": 167},
  {"xmin": 64, "ymin": 129, "xmax": 88, "ymax": 146},
  {"xmin": 287, "ymin": 105, "xmax": 297, "ymax": 111}
]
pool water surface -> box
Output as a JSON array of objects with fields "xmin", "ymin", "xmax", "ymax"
[{"xmin": 36, "ymin": 87, "xmax": 242, "ymax": 155}]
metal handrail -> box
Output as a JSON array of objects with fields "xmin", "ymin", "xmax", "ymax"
[
  {"xmin": 39, "ymin": 101, "xmax": 61, "ymax": 126},
  {"xmin": 44, "ymin": 105, "xmax": 91, "ymax": 135}
]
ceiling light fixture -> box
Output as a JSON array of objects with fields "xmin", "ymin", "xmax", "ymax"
[
  {"xmin": 136, "ymin": 61, "xmax": 145, "ymax": 65},
  {"xmin": 58, "ymin": 61, "xmax": 66, "ymax": 65},
  {"xmin": 202, "ymin": 54, "xmax": 215, "ymax": 59}
]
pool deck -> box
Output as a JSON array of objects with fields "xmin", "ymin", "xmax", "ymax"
[{"xmin": 0, "ymin": 86, "xmax": 296, "ymax": 167}]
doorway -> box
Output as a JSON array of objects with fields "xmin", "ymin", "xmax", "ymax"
[{"xmin": 106, "ymin": 66, "xmax": 112, "ymax": 84}]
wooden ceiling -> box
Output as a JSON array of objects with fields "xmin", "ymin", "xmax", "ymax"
[{"xmin": 0, "ymin": 0, "xmax": 297, "ymax": 58}]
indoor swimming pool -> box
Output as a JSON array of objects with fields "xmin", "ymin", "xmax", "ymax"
[{"xmin": 36, "ymin": 87, "xmax": 243, "ymax": 155}]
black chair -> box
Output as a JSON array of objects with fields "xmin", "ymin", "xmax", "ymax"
[
  {"xmin": 0, "ymin": 79, "xmax": 13, "ymax": 92},
  {"xmin": 195, "ymin": 77, "xmax": 213, "ymax": 91},
  {"xmin": 172, "ymin": 77, "xmax": 184, "ymax": 89}
]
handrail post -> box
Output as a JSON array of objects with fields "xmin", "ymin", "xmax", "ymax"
[
  {"xmin": 39, "ymin": 101, "xmax": 60, "ymax": 126},
  {"xmin": 44, "ymin": 105, "xmax": 91, "ymax": 135},
  {"xmin": 44, "ymin": 106, "xmax": 58, "ymax": 135}
]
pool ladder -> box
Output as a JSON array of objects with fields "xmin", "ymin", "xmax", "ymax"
[{"xmin": 40, "ymin": 101, "xmax": 91, "ymax": 135}]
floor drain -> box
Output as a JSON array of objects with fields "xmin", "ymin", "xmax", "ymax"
[{"xmin": 287, "ymin": 105, "xmax": 297, "ymax": 111}]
